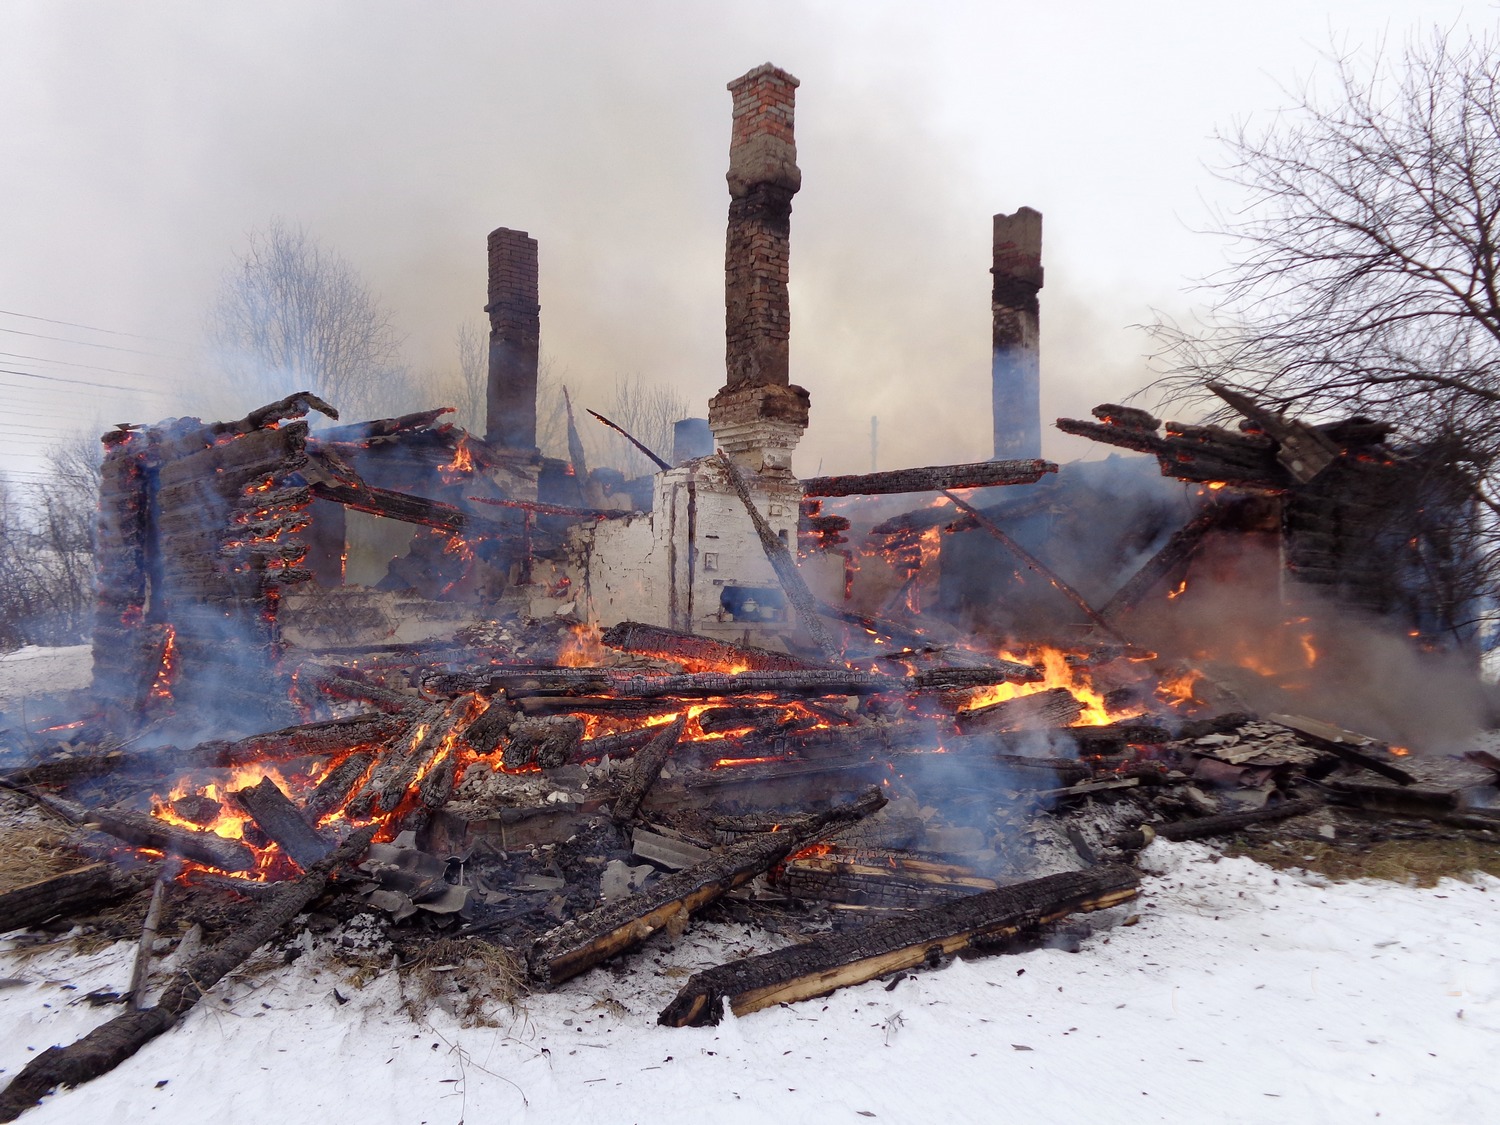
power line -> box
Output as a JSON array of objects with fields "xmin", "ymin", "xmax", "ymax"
[
  {"xmin": 0, "ymin": 349, "xmax": 181, "ymax": 381},
  {"xmin": 0, "ymin": 326, "xmax": 187, "ymax": 361},
  {"xmin": 0, "ymin": 307, "xmax": 183, "ymax": 344},
  {"xmin": 0, "ymin": 366, "xmax": 175, "ymax": 397}
]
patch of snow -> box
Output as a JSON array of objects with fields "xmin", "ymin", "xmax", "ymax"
[
  {"xmin": 2, "ymin": 841, "xmax": 1497, "ymax": 1122},
  {"xmin": 0, "ymin": 646, "xmax": 92, "ymax": 710}
]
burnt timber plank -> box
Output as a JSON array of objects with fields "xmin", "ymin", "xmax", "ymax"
[
  {"xmin": 801, "ymin": 458, "xmax": 1056, "ymax": 497},
  {"xmin": 231, "ymin": 777, "xmax": 333, "ymax": 870},
  {"xmin": 612, "ymin": 716, "xmax": 686, "ymax": 823},
  {"xmin": 601, "ymin": 621, "xmax": 824, "ymax": 672},
  {"xmin": 0, "ymin": 864, "xmax": 151, "ymax": 934},
  {"xmin": 659, "ymin": 865, "xmax": 1139, "ymax": 1026},
  {"xmin": 530, "ymin": 788, "xmax": 887, "ymax": 988}
]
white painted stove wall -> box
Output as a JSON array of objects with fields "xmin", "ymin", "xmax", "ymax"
[{"xmin": 570, "ymin": 456, "xmax": 839, "ymax": 647}]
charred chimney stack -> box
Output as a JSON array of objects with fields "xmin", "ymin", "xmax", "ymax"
[
  {"xmin": 485, "ymin": 227, "xmax": 540, "ymax": 451},
  {"xmin": 708, "ymin": 63, "xmax": 810, "ymax": 473},
  {"xmin": 991, "ymin": 207, "xmax": 1043, "ymax": 460}
]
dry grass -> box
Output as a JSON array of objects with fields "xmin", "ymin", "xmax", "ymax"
[
  {"xmin": 396, "ymin": 936, "xmax": 528, "ymax": 1026},
  {"xmin": 0, "ymin": 813, "xmax": 83, "ymax": 894},
  {"xmin": 1226, "ymin": 835, "xmax": 1500, "ymax": 887}
]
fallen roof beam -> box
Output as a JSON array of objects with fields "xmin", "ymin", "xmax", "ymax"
[{"xmin": 800, "ymin": 458, "xmax": 1056, "ymax": 498}]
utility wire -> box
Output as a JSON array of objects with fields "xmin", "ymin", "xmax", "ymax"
[
  {"xmin": 0, "ymin": 325, "xmax": 187, "ymax": 361},
  {"xmin": 0, "ymin": 349, "xmax": 182, "ymax": 381},
  {"xmin": 0, "ymin": 366, "xmax": 174, "ymax": 397},
  {"xmin": 0, "ymin": 307, "xmax": 182, "ymax": 343}
]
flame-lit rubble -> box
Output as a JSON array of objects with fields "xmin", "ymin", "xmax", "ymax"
[{"xmin": 8, "ymin": 600, "xmax": 1481, "ymax": 1031}]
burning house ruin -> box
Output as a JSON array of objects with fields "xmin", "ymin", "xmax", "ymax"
[{"xmin": 2, "ymin": 61, "xmax": 1494, "ymax": 1116}]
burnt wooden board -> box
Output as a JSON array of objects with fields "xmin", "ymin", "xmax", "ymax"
[{"xmin": 659, "ymin": 865, "xmax": 1139, "ymax": 1026}]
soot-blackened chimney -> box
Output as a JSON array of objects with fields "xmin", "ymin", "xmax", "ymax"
[
  {"xmin": 991, "ymin": 207, "xmax": 1043, "ymax": 460},
  {"xmin": 485, "ymin": 227, "xmax": 540, "ymax": 451},
  {"xmin": 708, "ymin": 63, "xmax": 810, "ymax": 473}
]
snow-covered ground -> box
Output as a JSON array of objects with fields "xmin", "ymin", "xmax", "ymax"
[
  {"xmin": 0, "ymin": 646, "xmax": 91, "ymax": 713},
  {"xmin": 1, "ymin": 842, "xmax": 1496, "ymax": 1124}
]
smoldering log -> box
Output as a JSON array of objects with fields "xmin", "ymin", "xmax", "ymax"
[
  {"xmin": 531, "ymin": 788, "xmax": 888, "ymax": 988},
  {"xmin": 302, "ymin": 751, "xmax": 376, "ymax": 825},
  {"xmin": 372, "ymin": 700, "xmax": 470, "ymax": 813},
  {"xmin": 302, "ymin": 665, "xmax": 419, "ymax": 714},
  {"xmin": 0, "ymin": 864, "xmax": 154, "ymax": 934},
  {"xmin": 612, "ymin": 716, "xmax": 687, "ymax": 824},
  {"xmin": 503, "ymin": 716, "xmax": 584, "ymax": 770},
  {"xmin": 570, "ymin": 727, "xmax": 658, "ymax": 765},
  {"xmin": 457, "ymin": 701, "xmax": 512, "ymax": 756},
  {"xmin": 955, "ymin": 687, "xmax": 1084, "ymax": 735},
  {"xmin": 194, "ymin": 711, "xmax": 407, "ymax": 768},
  {"xmin": 697, "ymin": 706, "xmax": 801, "ymax": 736},
  {"xmin": 600, "ymin": 621, "xmax": 825, "ymax": 672},
  {"xmin": 0, "ymin": 786, "xmax": 262, "ymax": 874},
  {"xmin": 659, "ymin": 865, "xmax": 1139, "ymax": 1027},
  {"xmin": 344, "ymin": 703, "xmax": 448, "ymax": 820},
  {"xmin": 1112, "ymin": 797, "xmax": 1324, "ymax": 850},
  {"xmin": 231, "ymin": 778, "xmax": 333, "ymax": 870},
  {"xmin": 800, "ymin": 458, "xmax": 1056, "ymax": 497},
  {"xmin": 0, "ymin": 826, "xmax": 375, "ymax": 1123},
  {"xmin": 513, "ymin": 696, "xmax": 680, "ymax": 720}
]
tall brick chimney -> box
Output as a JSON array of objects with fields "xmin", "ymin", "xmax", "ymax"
[
  {"xmin": 485, "ymin": 227, "xmax": 540, "ymax": 451},
  {"xmin": 991, "ymin": 207, "xmax": 1043, "ymax": 460},
  {"xmin": 708, "ymin": 63, "xmax": 810, "ymax": 473}
]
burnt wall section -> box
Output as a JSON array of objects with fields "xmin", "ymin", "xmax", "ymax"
[
  {"xmin": 991, "ymin": 208, "xmax": 1043, "ymax": 461},
  {"xmin": 91, "ymin": 430, "xmax": 159, "ymax": 712},
  {"xmin": 485, "ymin": 227, "xmax": 541, "ymax": 452},
  {"xmin": 90, "ymin": 400, "xmax": 325, "ymax": 726}
]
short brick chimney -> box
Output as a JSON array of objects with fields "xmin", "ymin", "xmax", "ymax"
[{"xmin": 485, "ymin": 227, "xmax": 540, "ymax": 451}]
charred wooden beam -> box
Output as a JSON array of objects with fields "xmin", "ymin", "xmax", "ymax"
[
  {"xmin": 231, "ymin": 778, "xmax": 333, "ymax": 871},
  {"xmin": 344, "ymin": 703, "xmax": 449, "ymax": 821},
  {"xmin": 570, "ymin": 727, "xmax": 658, "ymax": 765},
  {"xmin": 1113, "ymin": 796, "xmax": 1323, "ymax": 849},
  {"xmin": 1209, "ymin": 382, "xmax": 1341, "ymax": 483},
  {"xmin": 601, "ymin": 620, "xmax": 825, "ymax": 672},
  {"xmin": 801, "ymin": 459, "xmax": 1056, "ymax": 498},
  {"xmin": 612, "ymin": 716, "xmax": 686, "ymax": 824},
  {"xmin": 717, "ymin": 451, "xmax": 841, "ymax": 662},
  {"xmin": 307, "ymin": 479, "xmax": 511, "ymax": 538},
  {"xmin": 530, "ymin": 787, "xmax": 886, "ymax": 988},
  {"xmin": 585, "ymin": 408, "xmax": 672, "ymax": 472},
  {"xmin": 512, "ymin": 696, "xmax": 681, "ymax": 720},
  {"xmin": 955, "ymin": 687, "xmax": 1084, "ymax": 734},
  {"xmin": 940, "ymin": 490, "xmax": 1122, "ymax": 640},
  {"xmin": 0, "ymin": 826, "xmax": 375, "ymax": 1123},
  {"xmin": 503, "ymin": 716, "xmax": 584, "ymax": 771},
  {"xmin": 1267, "ymin": 713, "xmax": 1416, "ymax": 785},
  {"xmin": 658, "ymin": 865, "xmax": 1139, "ymax": 1026},
  {"xmin": 309, "ymin": 407, "xmax": 452, "ymax": 445},
  {"xmin": 196, "ymin": 711, "xmax": 407, "ymax": 768},
  {"xmin": 1100, "ymin": 502, "xmax": 1233, "ymax": 621},
  {"xmin": 468, "ymin": 495, "xmax": 638, "ymax": 521},
  {"xmin": 0, "ymin": 864, "xmax": 153, "ymax": 934},
  {"xmin": 209, "ymin": 392, "xmax": 338, "ymax": 437},
  {"xmin": 302, "ymin": 751, "xmax": 376, "ymax": 825},
  {"xmin": 302, "ymin": 665, "xmax": 419, "ymax": 714}
]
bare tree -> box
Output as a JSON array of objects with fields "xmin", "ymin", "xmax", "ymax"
[
  {"xmin": 450, "ymin": 321, "xmax": 488, "ymax": 432},
  {"xmin": 0, "ymin": 436, "xmax": 100, "ymax": 649},
  {"xmin": 598, "ymin": 374, "xmax": 691, "ymax": 477},
  {"xmin": 1151, "ymin": 27, "xmax": 1500, "ymax": 618},
  {"xmin": 209, "ymin": 220, "xmax": 412, "ymax": 419}
]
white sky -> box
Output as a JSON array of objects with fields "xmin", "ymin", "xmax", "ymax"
[{"xmin": 0, "ymin": 0, "xmax": 1486, "ymax": 487}]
